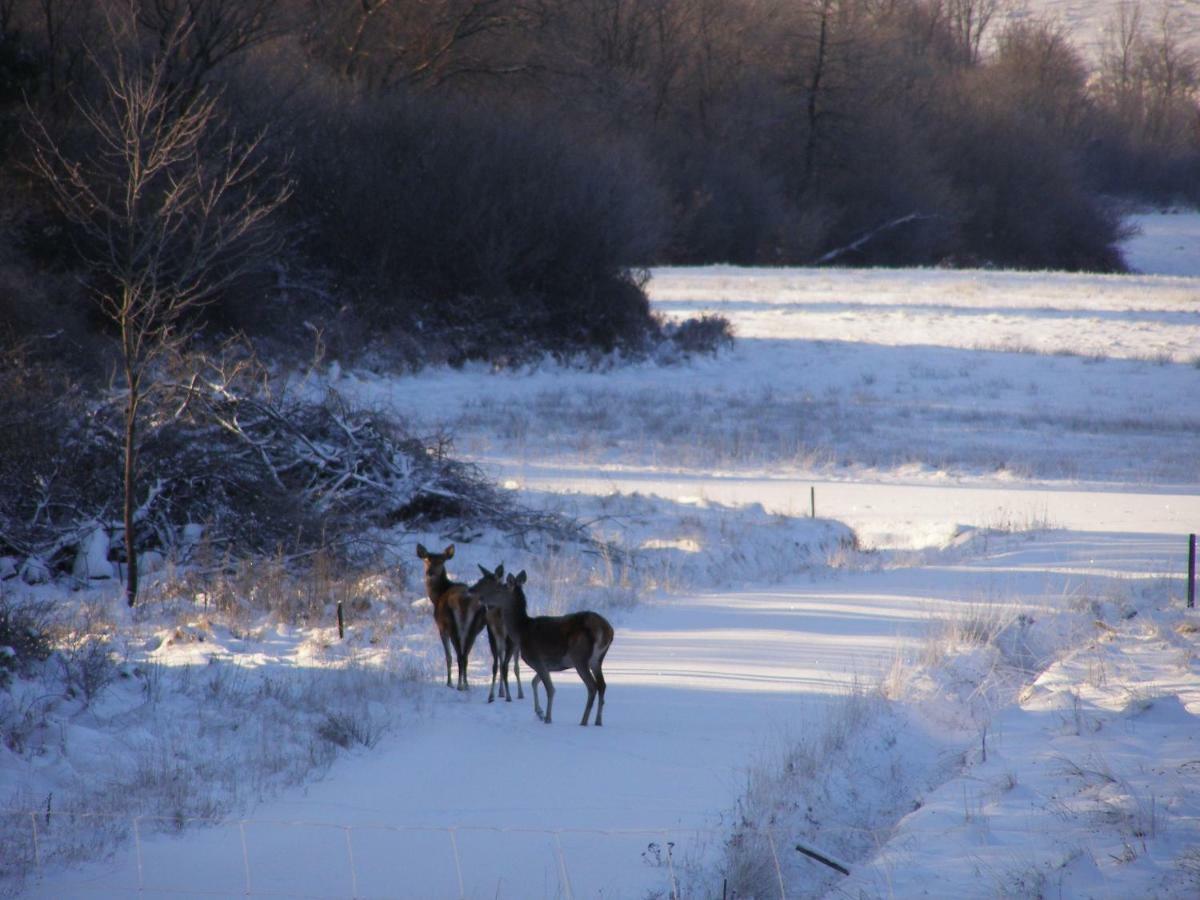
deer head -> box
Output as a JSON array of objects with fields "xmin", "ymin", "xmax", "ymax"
[{"xmin": 416, "ymin": 543, "xmax": 455, "ymax": 581}]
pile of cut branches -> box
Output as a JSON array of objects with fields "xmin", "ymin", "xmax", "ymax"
[{"xmin": 0, "ymin": 348, "xmax": 586, "ymax": 582}]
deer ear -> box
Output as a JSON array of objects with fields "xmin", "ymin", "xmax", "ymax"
[
  {"xmin": 478, "ymin": 564, "xmax": 490, "ymax": 577},
  {"xmin": 515, "ymin": 570, "xmax": 527, "ymax": 585},
  {"xmin": 444, "ymin": 544, "xmax": 455, "ymax": 559},
  {"xmin": 495, "ymin": 563, "xmax": 504, "ymax": 578},
  {"xmin": 416, "ymin": 544, "xmax": 428, "ymax": 559}
]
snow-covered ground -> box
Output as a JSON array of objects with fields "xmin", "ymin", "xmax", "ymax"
[
  {"xmin": 4, "ymin": 214, "xmax": 1200, "ymax": 898},
  {"xmin": 1125, "ymin": 210, "xmax": 1200, "ymax": 277}
]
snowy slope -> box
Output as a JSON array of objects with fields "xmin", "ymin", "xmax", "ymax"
[{"xmin": 5, "ymin": 213, "xmax": 1200, "ymax": 898}]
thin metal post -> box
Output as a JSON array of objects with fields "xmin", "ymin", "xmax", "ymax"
[
  {"xmin": 1188, "ymin": 534, "xmax": 1196, "ymax": 609},
  {"xmin": 337, "ymin": 600, "xmax": 345, "ymax": 639},
  {"xmin": 810, "ymin": 486, "xmax": 815, "ymax": 519}
]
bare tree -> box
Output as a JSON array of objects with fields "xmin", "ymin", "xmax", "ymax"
[
  {"xmin": 1096, "ymin": 0, "xmax": 1199, "ymax": 155},
  {"xmin": 1100, "ymin": 0, "xmax": 1143, "ymax": 98},
  {"xmin": 1138, "ymin": 2, "xmax": 1200, "ymax": 151},
  {"xmin": 14, "ymin": 0, "xmax": 100, "ymax": 100},
  {"xmin": 300, "ymin": 0, "xmax": 535, "ymax": 88},
  {"xmin": 946, "ymin": 0, "xmax": 1003, "ymax": 66},
  {"xmin": 136, "ymin": 0, "xmax": 289, "ymax": 102},
  {"xmin": 26, "ymin": 12, "xmax": 290, "ymax": 605}
]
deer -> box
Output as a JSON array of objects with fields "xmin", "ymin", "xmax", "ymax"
[
  {"xmin": 416, "ymin": 543, "xmax": 486, "ymax": 691},
  {"xmin": 475, "ymin": 570, "xmax": 614, "ymax": 726},
  {"xmin": 469, "ymin": 563, "xmax": 523, "ymax": 703}
]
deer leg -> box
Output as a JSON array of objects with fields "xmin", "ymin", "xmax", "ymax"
[
  {"xmin": 541, "ymin": 670, "xmax": 555, "ymax": 725},
  {"xmin": 455, "ymin": 645, "xmax": 467, "ymax": 691},
  {"xmin": 459, "ymin": 618, "xmax": 483, "ymax": 691},
  {"xmin": 592, "ymin": 664, "xmax": 607, "ymax": 727},
  {"xmin": 531, "ymin": 672, "xmax": 545, "ymax": 721},
  {"xmin": 486, "ymin": 625, "xmax": 499, "ymax": 703},
  {"xmin": 532, "ymin": 667, "xmax": 556, "ymax": 723},
  {"xmin": 510, "ymin": 640, "xmax": 523, "ymax": 701},
  {"xmin": 575, "ymin": 661, "xmax": 599, "ymax": 726},
  {"xmin": 440, "ymin": 633, "xmax": 454, "ymax": 688},
  {"xmin": 498, "ymin": 638, "xmax": 511, "ymax": 702},
  {"xmin": 592, "ymin": 646, "xmax": 610, "ymax": 726}
]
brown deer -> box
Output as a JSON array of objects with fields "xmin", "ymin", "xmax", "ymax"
[
  {"xmin": 476, "ymin": 570, "xmax": 614, "ymax": 725},
  {"xmin": 470, "ymin": 563, "xmax": 523, "ymax": 703},
  {"xmin": 416, "ymin": 543, "xmax": 486, "ymax": 691}
]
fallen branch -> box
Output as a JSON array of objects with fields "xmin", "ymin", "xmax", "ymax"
[
  {"xmin": 795, "ymin": 842, "xmax": 850, "ymax": 876},
  {"xmin": 816, "ymin": 212, "xmax": 942, "ymax": 265}
]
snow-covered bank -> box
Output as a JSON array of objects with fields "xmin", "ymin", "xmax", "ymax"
[
  {"xmin": 724, "ymin": 527, "xmax": 1200, "ymax": 898},
  {"xmin": 16, "ymin": 526, "xmax": 1196, "ymax": 899},
  {"xmin": 5, "ymin": 214, "xmax": 1200, "ymax": 897},
  {"xmin": 846, "ymin": 592, "xmax": 1200, "ymax": 898}
]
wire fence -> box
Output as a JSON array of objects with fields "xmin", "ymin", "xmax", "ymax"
[{"xmin": 4, "ymin": 808, "xmax": 846, "ymax": 899}]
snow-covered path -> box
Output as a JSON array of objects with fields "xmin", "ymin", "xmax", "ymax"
[{"xmin": 28, "ymin": 520, "xmax": 1190, "ymax": 899}]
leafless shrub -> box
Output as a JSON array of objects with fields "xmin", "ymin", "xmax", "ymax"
[
  {"xmin": 660, "ymin": 314, "xmax": 735, "ymax": 357},
  {"xmin": 0, "ymin": 592, "xmax": 54, "ymax": 686},
  {"xmin": 57, "ymin": 636, "xmax": 117, "ymax": 706},
  {"xmin": 918, "ymin": 600, "xmax": 1021, "ymax": 668},
  {"xmin": 316, "ymin": 709, "xmax": 384, "ymax": 749},
  {"xmin": 0, "ymin": 692, "xmax": 54, "ymax": 756}
]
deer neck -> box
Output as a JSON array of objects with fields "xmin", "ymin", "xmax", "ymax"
[
  {"xmin": 510, "ymin": 585, "xmax": 532, "ymax": 632},
  {"xmin": 425, "ymin": 569, "xmax": 452, "ymax": 602}
]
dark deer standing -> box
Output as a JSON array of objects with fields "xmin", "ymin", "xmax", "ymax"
[
  {"xmin": 416, "ymin": 543, "xmax": 486, "ymax": 691},
  {"xmin": 470, "ymin": 564, "xmax": 523, "ymax": 703},
  {"xmin": 477, "ymin": 570, "xmax": 614, "ymax": 725}
]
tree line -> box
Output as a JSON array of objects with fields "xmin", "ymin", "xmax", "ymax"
[{"xmin": 2, "ymin": 0, "xmax": 1198, "ymax": 362}]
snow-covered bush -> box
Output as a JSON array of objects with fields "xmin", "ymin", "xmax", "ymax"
[
  {"xmin": 0, "ymin": 347, "xmax": 584, "ymax": 601},
  {"xmin": 658, "ymin": 313, "xmax": 735, "ymax": 359},
  {"xmin": 0, "ymin": 593, "xmax": 53, "ymax": 691}
]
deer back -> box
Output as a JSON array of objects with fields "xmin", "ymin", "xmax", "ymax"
[{"xmin": 518, "ymin": 605, "xmax": 613, "ymax": 672}]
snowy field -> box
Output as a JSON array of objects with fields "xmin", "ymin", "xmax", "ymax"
[{"xmin": 4, "ymin": 214, "xmax": 1200, "ymax": 898}]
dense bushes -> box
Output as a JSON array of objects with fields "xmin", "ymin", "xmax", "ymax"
[
  {"xmin": 287, "ymin": 91, "xmax": 664, "ymax": 359},
  {"xmin": 938, "ymin": 99, "xmax": 1128, "ymax": 271}
]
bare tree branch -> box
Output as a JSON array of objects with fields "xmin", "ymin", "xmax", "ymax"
[{"xmin": 24, "ymin": 7, "xmax": 290, "ymax": 606}]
